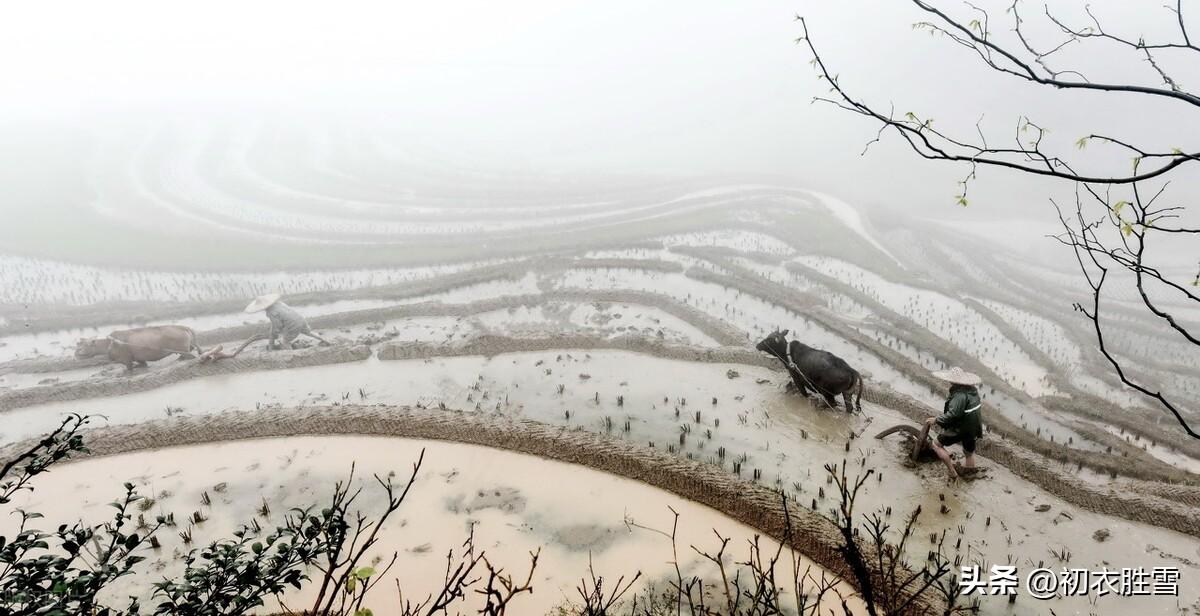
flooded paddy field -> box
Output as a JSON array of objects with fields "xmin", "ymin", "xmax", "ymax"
[
  {"xmin": 3, "ymin": 169, "xmax": 1198, "ymax": 615},
  {"xmin": 6, "ymin": 435, "xmax": 865, "ymax": 615}
]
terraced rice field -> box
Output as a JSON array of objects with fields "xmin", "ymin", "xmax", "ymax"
[{"xmin": 1, "ymin": 120, "xmax": 1198, "ymax": 615}]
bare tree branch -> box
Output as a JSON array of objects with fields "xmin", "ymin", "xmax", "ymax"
[{"xmin": 800, "ymin": 0, "xmax": 1199, "ymax": 438}]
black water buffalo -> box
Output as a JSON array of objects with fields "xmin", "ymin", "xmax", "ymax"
[{"xmin": 755, "ymin": 329, "xmax": 863, "ymax": 412}]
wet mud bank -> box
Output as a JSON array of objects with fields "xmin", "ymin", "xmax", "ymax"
[
  {"xmin": 0, "ymin": 345, "xmax": 372, "ymax": 413},
  {"xmin": 375, "ymin": 335, "xmax": 772, "ymax": 365}
]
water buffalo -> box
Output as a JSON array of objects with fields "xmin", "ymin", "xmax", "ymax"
[
  {"xmin": 75, "ymin": 325, "xmax": 204, "ymax": 372},
  {"xmin": 755, "ymin": 329, "xmax": 863, "ymax": 412}
]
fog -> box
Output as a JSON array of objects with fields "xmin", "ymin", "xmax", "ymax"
[
  {"xmin": 1, "ymin": 5, "xmax": 1199, "ymax": 613},
  {"xmin": 2, "ymin": 0, "xmax": 1197, "ymax": 267}
]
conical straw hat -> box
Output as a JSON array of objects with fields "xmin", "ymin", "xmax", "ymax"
[
  {"xmin": 931, "ymin": 366, "xmax": 982, "ymax": 386},
  {"xmin": 244, "ymin": 293, "xmax": 282, "ymax": 313}
]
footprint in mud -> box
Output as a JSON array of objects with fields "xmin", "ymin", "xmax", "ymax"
[
  {"xmin": 551, "ymin": 523, "xmax": 620, "ymax": 553},
  {"xmin": 445, "ymin": 486, "xmax": 527, "ymax": 515}
]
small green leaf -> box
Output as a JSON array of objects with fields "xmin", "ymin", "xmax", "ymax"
[
  {"xmin": 956, "ymin": 196, "xmax": 969, "ymax": 207},
  {"xmin": 354, "ymin": 566, "xmax": 376, "ymax": 580},
  {"xmin": 1075, "ymin": 137, "xmax": 1088, "ymax": 150},
  {"xmin": 1121, "ymin": 222, "xmax": 1134, "ymax": 236}
]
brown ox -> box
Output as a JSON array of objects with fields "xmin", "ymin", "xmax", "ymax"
[{"xmin": 75, "ymin": 325, "xmax": 203, "ymax": 372}]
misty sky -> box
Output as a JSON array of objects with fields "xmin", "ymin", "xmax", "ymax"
[{"xmin": 2, "ymin": 0, "xmax": 1197, "ymax": 259}]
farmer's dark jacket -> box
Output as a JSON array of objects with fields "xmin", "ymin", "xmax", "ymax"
[{"xmin": 935, "ymin": 384, "xmax": 983, "ymax": 439}]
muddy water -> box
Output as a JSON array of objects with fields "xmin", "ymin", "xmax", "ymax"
[
  {"xmin": 6, "ymin": 350, "xmax": 1195, "ymax": 615},
  {"xmin": 8, "ymin": 435, "xmax": 864, "ymax": 615}
]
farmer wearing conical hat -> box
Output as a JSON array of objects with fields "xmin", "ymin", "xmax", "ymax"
[
  {"xmin": 925, "ymin": 367, "xmax": 984, "ymax": 482},
  {"xmin": 245, "ymin": 293, "xmax": 329, "ymax": 350}
]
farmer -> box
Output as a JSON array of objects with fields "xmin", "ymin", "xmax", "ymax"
[
  {"xmin": 244, "ymin": 293, "xmax": 330, "ymax": 350},
  {"xmin": 925, "ymin": 367, "xmax": 983, "ymax": 483}
]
